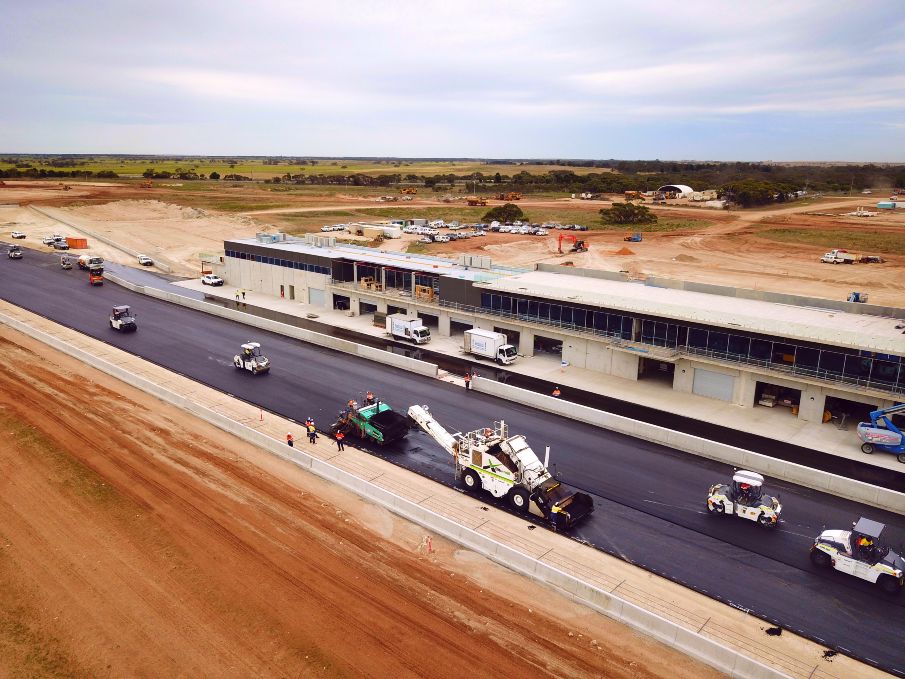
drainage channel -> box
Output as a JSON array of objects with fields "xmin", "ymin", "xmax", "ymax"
[{"xmin": 198, "ymin": 294, "xmax": 905, "ymax": 494}]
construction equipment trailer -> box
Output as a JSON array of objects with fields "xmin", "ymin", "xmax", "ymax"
[
  {"xmin": 857, "ymin": 403, "xmax": 905, "ymax": 462},
  {"xmin": 407, "ymin": 405, "xmax": 594, "ymax": 530}
]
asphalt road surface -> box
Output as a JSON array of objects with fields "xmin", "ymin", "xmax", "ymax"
[{"xmin": 2, "ymin": 245, "xmax": 904, "ymax": 676}]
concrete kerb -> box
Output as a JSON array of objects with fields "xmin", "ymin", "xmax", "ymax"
[
  {"xmin": 105, "ymin": 273, "xmax": 438, "ymax": 378},
  {"xmin": 473, "ymin": 376, "xmax": 905, "ymax": 515},
  {"xmin": 0, "ymin": 309, "xmax": 786, "ymax": 679},
  {"xmin": 29, "ymin": 205, "xmax": 173, "ymax": 273}
]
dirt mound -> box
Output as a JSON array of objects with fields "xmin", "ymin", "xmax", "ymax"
[
  {"xmin": 613, "ymin": 247, "xmax": 635, "ymax": 256},
  {"xmin": 673, "ymin": 254, "xmax": 699, "ymax": 263}
]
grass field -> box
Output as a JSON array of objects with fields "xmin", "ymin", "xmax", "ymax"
[
  {"xmin": 0, "ymin": 157, "xmax": 617, "ymax": 179},
  {"xmin": 757, "ymin": 228, "xmax": 905, "ymax": 255}
]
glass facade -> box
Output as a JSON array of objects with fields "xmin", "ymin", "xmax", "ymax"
[
  {"xmin": 480, "ymin": 291, "xmax": 905, "ymax": 395},
  {"xmin": 225, "ymin": 249, "xmax": 330, "ymax": 275}
]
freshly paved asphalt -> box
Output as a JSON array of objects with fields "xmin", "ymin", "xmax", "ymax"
[{"xmin": 2, "ymin": 244, "xmax": 904, "ymax": 675}]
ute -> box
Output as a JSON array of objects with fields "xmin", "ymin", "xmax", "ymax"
[
  {"xmin": 811, "ymin": 517, "xmax": 905, "ymax": 593},
  {"xmin": 109, "ymin": 305, "xmax": 137, "ymax": 332},
  {"xmin": 233, "ymin": 342, "xmax": 270, "ymax": 375},
  {"xmin": 331, "ymin": 397, "xmax": 410, "ymax": 445},
  {"xmin": 408, "ymin": 405, "xmax": 594, "ymax": 531},
  {"xmin": 707, "ymin": 470, "xmax": 781, "ymax": 528},
  {"xmin": 7, "ymin": 245, "xmax": 23, "ymax": 259}
]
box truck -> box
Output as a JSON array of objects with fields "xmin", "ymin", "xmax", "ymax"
[
  {"xmin": 386, "ymin": 313, "xmax": 431, "ymax": 344},
  {"xmin": 463, "ymin": 329, "xmax": 518, "ymax": 364}
]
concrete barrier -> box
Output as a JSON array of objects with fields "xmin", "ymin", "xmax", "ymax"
[
  {"xmin": 29, "ymin": 205, "xmax": 173, "ymax": 273},
  {"xmin": 473, "ymin": 376, "xmax": 905, "ymax": 515},
  {"xmin": 0, "ymin": 308, "xmax": 786, "ymax": 679},
  {"xmin": 105, "ymin": 273, "xmax": 438, "ymax": 378}
]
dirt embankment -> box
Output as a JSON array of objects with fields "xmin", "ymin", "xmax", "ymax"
[{"xmin": 0, "ymin": 326, "xmax": 719, "ymax": 679}]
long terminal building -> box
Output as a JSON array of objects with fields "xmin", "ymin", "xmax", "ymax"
[{"xmin": 215, "ymin": 233, "xmax": 905, "ymax": 423}]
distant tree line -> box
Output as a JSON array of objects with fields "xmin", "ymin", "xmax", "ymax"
[{"xmin": 0, "ymin": 167, "xmax": 120, "ymax": 179}]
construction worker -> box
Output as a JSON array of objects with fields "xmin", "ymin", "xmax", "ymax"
[
  {"xmin": 241, "ymin": 289, "xmax": 246, "ymax": 301},
  {"xmin": 858, "ymin": 535, "xmax": 875, "ymax": 560},
  {"xmin": 235, "ymin": 290, "xmax": 240, "ymax": 304},
  {"xmin": 305, "ymin": 416, "xmax": 314, "ymax": 428},
  {"xmin": 335, "ymin": 430, "xmax": 345, "ymax": 451},
  {"xmin": 552, "ymin": 386, "xmax": 561, "ymax": 398},
  {"xmin": 286, "ymin": 432, "xmax": 294, "ymax": 448},
  {"xmin": 463, "ymin": 372, "xmax": 472, "ymax": 391},
  {"xmin": 307, "ymin": 422, "xmax": 317, "ymax": 445},
  {"xmin": 365, "ymin": 391, "xmax": 375, "ymax": 405},
  {"xmin": 347, "ymin": 399, "xmax": 357, "ymax": 410},
  {"xmin": 737, "ymin": 482, "xmax": 752, "ymax": 505}
]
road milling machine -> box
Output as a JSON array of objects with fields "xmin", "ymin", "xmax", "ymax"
[{"xmin": 408, "ymin": 405, "xmax": 594, "ymax": 530}]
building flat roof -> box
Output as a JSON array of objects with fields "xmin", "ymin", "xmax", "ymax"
[
  {"xmin": 476, "ymin": 271, "xmax": 905, "ymax": 355},
  {"xmin": 226, "ymin": 238, "xmax": 521, "ymax": 282}
]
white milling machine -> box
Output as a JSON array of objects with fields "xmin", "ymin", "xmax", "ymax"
[{"xmin": 408, "ymin": 405, "xmax": 594, "ymax": 530}]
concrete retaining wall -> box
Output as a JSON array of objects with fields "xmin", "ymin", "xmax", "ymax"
[
  {"xmin": 106, "ymin": 274, "xmax": 438, "ymax": 378},
  {"xmin": 473, "ymin": 377, "xmax": 905, "ymax": 515},
  {"xmin": 29, "ymin": 205, "xmax": 173, "ymax": 273},
  {"xmin": 0, "ymin": 308, "xmax": 784, "ymax": 679}
]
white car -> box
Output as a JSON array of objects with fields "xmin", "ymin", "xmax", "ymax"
[
  {"xmin": 811, "ymin": 517, "xmax": 904, "ymax": 592},
  {"xmin": 42, "ymin": 236, "xmax": 57, "ymax": 245},
  {"xmin": 11, "ymin": 231, "xmax": 26, "ymax": 239},
  {"xmin": 201, "ymin": 274, "xmax": 224, "ymax": 286},
  {"xmin": 137, "ymin": 255, "xmax": 153, "ymax": 266},
  {"xmin": 434, "ymin": 235, "xmax": 450, "ymax": 243},
  {"xmin": 707, "ymin": 470, "xmax": 781, "ymax": 528}
]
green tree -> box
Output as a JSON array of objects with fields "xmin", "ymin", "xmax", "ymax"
[
  {"xmin": 209, "ymin": 171, "xmax": 220, "ymax": 180},
  {"xmin": 483, "ymin": 203, "xmax": 525, "ymax": 222},
  {"xmin": 598, "ymin": 202, "xmax": 658, "ymax": 224}
]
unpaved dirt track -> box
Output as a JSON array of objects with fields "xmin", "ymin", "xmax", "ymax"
[{"xmin": 0, "ymin": 327, "xmax": 720, "ymax": 679}]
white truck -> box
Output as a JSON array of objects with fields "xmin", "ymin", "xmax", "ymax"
[
  {"xmin": 821, "ymin": 249, "xmax": 857, "ymax": 264},
  {"xmin": 386, "ymin": 313, "xmax": 431, "ymax": 344},
  {"xmin": 407, "ymin": 405, "xmax": 594, "ymax": 530},
  {"xmin": 78, "ymin": 254, "xmax": 104, "ymax": 270},
  {"xmin": 463, "ymin": 328, "xmax": 518, "ymax": 364}
]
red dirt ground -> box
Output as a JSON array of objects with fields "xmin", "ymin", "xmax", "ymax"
[{"xmin": 0, "ymin": 326, "xmax": 722, "ymax": 679}]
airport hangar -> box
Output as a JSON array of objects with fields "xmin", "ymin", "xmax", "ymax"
[{"xmin": 217, "ymin": 234, "xmax": 905, "ymax": 423}]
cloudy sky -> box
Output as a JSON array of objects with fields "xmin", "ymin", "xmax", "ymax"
[{"xmin": 2, "ymin": 1, "xmax": 904, "ymax": 160}]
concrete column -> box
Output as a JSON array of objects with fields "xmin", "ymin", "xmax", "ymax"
[
  {"xmin": 736, "ymin": 371, "xmax": 757, "ymax": 408},
  {"xmin": 438, "ymin": 312, "xmax": 451, "ymax": 337},
  {"xmin": 518, "ymin": 327, "xmax": 535, "ymax": 356},
  {"xmin": 353, "ymin": 262, "xmax": 358, "ymax": 286},
  {"xmin": 376, "ymin": 300, "xmax": 388, "ymax": 313},
  {"xmin": 381, "ymin": 267, "xmax": 386, "ymax": 291},
  {"xmin": 798, "ymin": 386, "xmax": 827, "ymax": 423},
  {"xmin": 672, "ymin": 359, "xmax": 694, "ymax": 393}
]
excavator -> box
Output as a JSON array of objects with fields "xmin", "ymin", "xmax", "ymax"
[
  {"xmin": 495, "ymin": 192, "xmax": 522, "ymax": 201},
  {"xmin": 399, "ymin": 187, "xmax": 418, "ymax": 195},
  {"xmin": 557, "ymin": 233, "xmax": 588, "ymax": 254},
  {"xmin": 408, "ymin": 405, "xmax": 594, "ymax": 530}
]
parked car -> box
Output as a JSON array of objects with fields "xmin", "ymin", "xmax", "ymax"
[
  {"xmin": 434, "ymin": 234, "xmax": 450, "ymax": 243},
  {"xmin": 10, "ymin": 231, "xmax": 26, "ymax": 239},
  {"xmin": 201, "ymin": 274, "xmax": 224, "ymax": 286},
  {"xmin": 52, "ymin": 240, "xmax": 70, "ymax": 250},
  {"xmin": 42, "ymin": 236, "xmax": 57, "ymax": 245},
  {"xmin": 137, "ymin": 255, "xmax": 154, "ymax": 266}
]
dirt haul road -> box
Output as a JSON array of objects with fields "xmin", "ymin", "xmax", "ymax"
[{"xmin": 0, "ymin": 327, "xmax": 720, "ymax": 679}]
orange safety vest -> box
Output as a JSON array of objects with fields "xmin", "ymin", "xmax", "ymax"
[
  {"xmin": 286, "ymin": 433, "xmax": 294, "ymax": 443},
  {"xmin": 336, "ymin": 431, "xmax": 345, "ymax": 441}
]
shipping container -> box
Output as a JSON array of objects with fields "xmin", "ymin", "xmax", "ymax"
[{"xmin": 66, "ymin": 237, "xmax": 88, "ymax": 249}]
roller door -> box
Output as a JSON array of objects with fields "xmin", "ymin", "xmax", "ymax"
[
  {"xmin": 692, "ymin": 368, "xmax": 734, "ymax": 402},
  {"xmin": 308, "ymin": 288, "xmax": 325, "ymax": 306}
]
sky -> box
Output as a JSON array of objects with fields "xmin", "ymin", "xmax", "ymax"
[{"xmin": 2, "ymin": 0, "xmax": 904, "ymax": 161}]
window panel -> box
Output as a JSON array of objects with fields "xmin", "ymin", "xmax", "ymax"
[
  {"xmin": 819, "ymin": 350, "xmax": 845, "ymax": 375},
  {"xmin": 689, "ymin": 328, "xmax": 708, "ymax": 349},
  {"xmin": 727, "ymin": 334, "xmax": 749, "ymax": 357}
]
